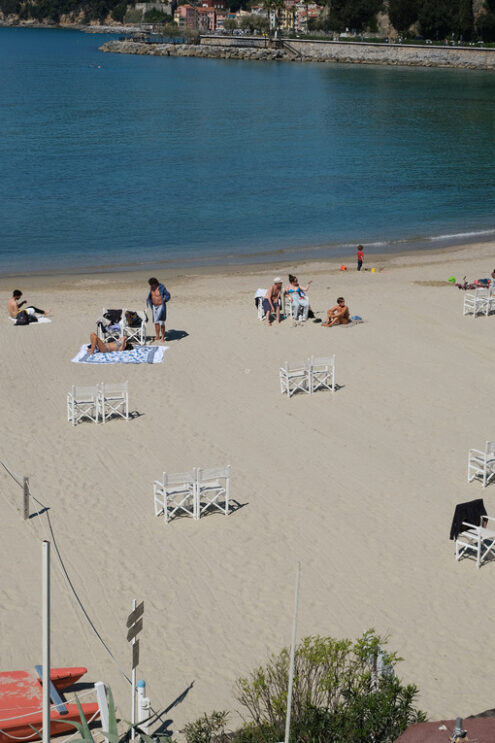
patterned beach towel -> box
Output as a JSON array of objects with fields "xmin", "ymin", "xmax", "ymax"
[{"xmin": 72, "ymin": 344, "xmax": 167, "ymax": 364}]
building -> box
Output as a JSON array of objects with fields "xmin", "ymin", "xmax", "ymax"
[{"xmin": 174, "ymin": 2, "xmax": 216, "ymax": 30}]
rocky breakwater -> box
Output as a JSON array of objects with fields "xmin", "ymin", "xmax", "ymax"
[
  {"xmin": 100, "ymin": 39, "xmax": 292, "ymax": 62},
  {"xmin": 101, "ymin": 37, "xmax": 495, "ymax": 70}
]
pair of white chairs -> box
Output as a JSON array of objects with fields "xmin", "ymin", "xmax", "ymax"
[
  {"xmin": 67, "ymin": 382, "xmax": 129, "ymax": 425},
  {"xmin": 280, "ymin": 355, "xmax": 336, "ymax": 398},
  {"xmin": 468, "ymin": 441, "xmax": 495, "ymax": 488},
  {"xmin": 97, "ymin": 308, "xmax": 148, "ymax": 346},
  {"xmin": 153, "ymin": 465, "xmax": 231, "ymax": 523},
  {"xmin": 463, "ymin": 287, "xmax": 495, "ymax": 318}
]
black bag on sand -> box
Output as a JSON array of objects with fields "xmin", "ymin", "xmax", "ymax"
[
  {"xmin": 16, "ymin": 310, "xmax": 38, "ymax": 325},
  {"xmin": 15, "ymin": 310, "xmax": 29, "ymax": 325}
]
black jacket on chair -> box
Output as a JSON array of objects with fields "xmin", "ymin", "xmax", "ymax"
[{"xmin": 450, "ymin": 499, "xmax": 487, "ymax": 541}]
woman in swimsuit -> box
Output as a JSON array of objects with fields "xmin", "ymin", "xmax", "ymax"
[
  {"xmin": 88, "ymin": 332, "xmax": 128, "ymax": 355},
  {"xmin": 285, "ymin": 274, "xmax": 312, "ymax": 322}
]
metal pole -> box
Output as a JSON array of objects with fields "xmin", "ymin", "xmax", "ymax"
[
  {"xmin": 42, "ymin": 541, "xmax": 51, "ymax": 743},
  {"xmin": 284, "ymin": 562, "xmax": 301, "ymax": 743},
  {"xmin": 131, "ymin": 599, "xmax": 136, "ymax": 740},
  {"xmin": 23, "ymin": 477, "xmax": 29, "ymax": 521}
]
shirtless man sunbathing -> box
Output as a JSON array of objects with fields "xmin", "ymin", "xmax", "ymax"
[
  {"xmin": 321, "ymin": 297, "xmax": 350, "ymax": 327},
  {"xmin": 88, "ymin": 332, "xmax": 128, "ymax": 355},
  {"xmin": 7, "ymin": 290, "xmax": 48, "ymax": 319},
  {"xmin": 263, "ymin": 277, "xmax": 283, "ymax": 326}
]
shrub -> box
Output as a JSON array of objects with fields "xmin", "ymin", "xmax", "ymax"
[
  {"xmin": 183, "ymin": 710, "xmax": 230, "ymax": 743},
  {"xmin": 230, "ymin": 631, "xmax": 426, "ymax": 743}
]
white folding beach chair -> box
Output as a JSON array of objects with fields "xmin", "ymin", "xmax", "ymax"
[
  {"xmin": 285, "ymin": 293, "xmax": 311, "ymax": 324},
  {"xmin": 254, "ymin": 289, "xmax": 266, "ymax": 321},
  {"xmin": 468, "ymin": 441, "xmax": 495, "ymax": 487},
  {"xmin": 485, "ymin": 286, "xmax": 495, "ymax": 317},
  {"xmin": 153, "ymin": 469, "xmax": 197, "ymax": 522},
  {"xmin": 67, "ymin": 385, "xmax": 100, "ymax": 426},
  {"xmin": 463, "ymin": 288, "xmax": 488, "ymax": 318},
  {"xmin": 196, "ymin": 465, "xmax": 231, "ymax": 518},
  {"xmin": 309, "ymin": 355, "xmax": 336, "ymax": 393},
  {"xmin": 123, "ymin": 309, "xmax": 148, "ymax": 346},
  {"xmin": 456, "ymin": 515, "xmax": 495, "ymax": 568},
  {"xmin": 99, "ymin": 382, "xmax": 129, "ymax": 422},
  {"xmin": 279, "ymin": 360, "xmax": 311, "ymax": 398},
  {"xmin": 97, "ymin": 308, "xmax": 124, "ymax": 342}
]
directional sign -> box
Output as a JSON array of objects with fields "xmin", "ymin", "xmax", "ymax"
[
  {"xmin": 126, "ymin": 601, "xmax": 144, "ymax": 629},
  {"xmin": 132, "ymin": 640, "xmax": 140, "ymax": 670},
  {"xmin": 127, "ymin": 617, "xmax": 143, "ymax": 643}
]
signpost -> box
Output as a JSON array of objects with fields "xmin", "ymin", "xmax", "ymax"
[{"xmin": 127, "ymin": 600, "xmax": 144, "ymax": 739}]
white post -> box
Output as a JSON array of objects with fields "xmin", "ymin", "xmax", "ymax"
[
  {"xmin": 95, "ymin": 682, "xmax": 109, "ymax": 740},
  {"xmin": 131, "ymin": 599, "xmax": 136, "ymax": 740},
  {"xmin": 284, "ymin": 562, "xmax": 301, "ymax": 743},
  {"xmin": 42, "ymin": 541, "xmax": 51, "ymax": 743},
  {"xmin": 137, "ymin": 680, "xmax": 151, "ymax": 734}
]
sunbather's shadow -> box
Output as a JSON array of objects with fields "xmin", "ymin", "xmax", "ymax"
[{"xmin": 165, "ymin": 329, "xmax": 188, "ymax": 342}]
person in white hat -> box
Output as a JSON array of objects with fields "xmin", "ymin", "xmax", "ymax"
[{"xmin": 263, "ymin": 277, "xmax": 283, "ymax": 326}]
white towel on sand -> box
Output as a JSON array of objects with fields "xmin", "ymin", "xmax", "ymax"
[{"xmin": 72, "ymin": 344, "xmax": 167, "ymax": 364}]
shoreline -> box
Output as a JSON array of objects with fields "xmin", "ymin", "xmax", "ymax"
[{"xmin": 1, "ymin": 238, "xmax": 494, "ymax": 288}]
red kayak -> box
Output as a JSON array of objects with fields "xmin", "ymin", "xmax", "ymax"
[{"xmin": 0, "ymin": 667, "xmax": 100, "ymax": 742}]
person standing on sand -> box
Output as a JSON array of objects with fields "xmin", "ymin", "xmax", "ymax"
[
  {"xmin": 263, "ymin": 278, "xmax": 283, "ymax": 326},
  {"xmin": 146, "ymin": 277, "xmax": 170, "ymax": 342},
  {"xmin": 357, "ymin": 245, "xmax": 364, "ymax": 271},
  {"xmin": 7, "ymin": 290, "xmax": 48, "ymax": 319},
  {"xmin": 322, "ymin": 297, "xmax": 350, "ymax": 327}
]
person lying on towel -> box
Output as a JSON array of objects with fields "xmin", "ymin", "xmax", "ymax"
[{"xmin": 87, "ymin": 332, "xmax": 129, "ymax": 355}]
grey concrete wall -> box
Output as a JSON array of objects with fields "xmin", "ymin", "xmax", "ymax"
[
  {"xmin": 200, "ymin": 35, "xmax": 495, "ymax": 69},
  {"xmin": 101, "ymin": 37, "xmax": 495, "ymax": 69}
]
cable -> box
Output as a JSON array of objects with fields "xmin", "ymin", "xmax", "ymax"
[
  {"xmin": 0, "ymin": 460, "xmax": 23, "ymax": 488},
  {"xmin": 0, "ymin": 460, "xmax": 131, "ymax": 685}
]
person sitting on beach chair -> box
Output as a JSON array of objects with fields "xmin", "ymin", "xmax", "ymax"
[
  {"xmin": 87, "ymin": 332, "xmax": 128, "ymax": 355},
  {"xmin": 322, "ymin": 297, "xmax": 350, "ymax": 327},
  {"xmin": 8, "ymin": 290, "xmax": 48, "ymax": 321},
  {"xmin": 285, "ymin": 274, "xmax": 312, "ymax": 322},
  {"xmin": 263, "ymin": 278, "xmax": 283, "ymax": 326}
]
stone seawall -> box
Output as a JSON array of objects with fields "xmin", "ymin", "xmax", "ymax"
[
  {"xmin": 100, "ymin": 38, "xmax": 495, "ymax": 70},
  {"xmin": 100, "ymin": 39, "xmax": 292, "ymax": 61}
]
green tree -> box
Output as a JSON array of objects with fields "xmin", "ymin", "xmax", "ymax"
[
  {"xmin": 417, "ymin": 0, "xmax": 453, "ymax": 39},
  {"xmin": 111, "ymin": 1, "xmax": 127, "ymax": 21},
  {"xmin": 329, "ymin": 0, "xmax": 382, "ymax": 33},
  {"xmin": 223, "ymin": 17, "xmax": 237, "ymax": 32},
  {"xmin": 144, "ymin": 8, "xmax": 171, "ymax": 22},
  {"xmin": 230, "ymin": 632, "xmax": 426, "ymax": 743},
  {"xmin": 388, "ymin": 0, "xmax": 419, "ymax": 34}
]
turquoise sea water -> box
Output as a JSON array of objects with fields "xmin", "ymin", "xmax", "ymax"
[{"xmin": 1, "ymin": 27, "xmax": 495, "ymax": 273}]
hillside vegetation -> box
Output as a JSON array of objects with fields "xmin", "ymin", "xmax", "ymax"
[{"xmin": 1, "ymin": 0, "xmax": 495, "ymax": 42}]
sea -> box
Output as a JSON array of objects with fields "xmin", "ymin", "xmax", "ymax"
[{"xmin": 1, "ymin": 26, "xmax": 495, "ymax": 274}]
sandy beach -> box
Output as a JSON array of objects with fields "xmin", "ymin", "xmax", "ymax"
[{"xmin": 1, "ymin": 240, "xmax": 495, "ymax": 735}]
